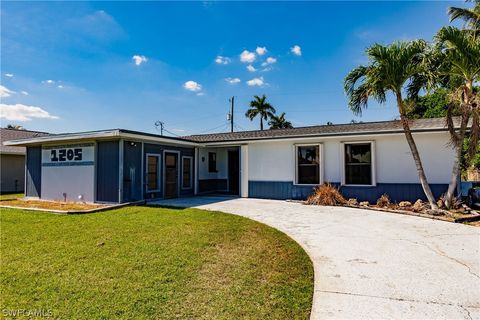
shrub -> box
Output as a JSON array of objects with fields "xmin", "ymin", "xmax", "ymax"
[
  {"xmin": 376, "ymin": 194, "xmax": 391, "ymax": 208},
  {"xmin": 306, "ymin": 183, "xmax": 346, "ymax": 206}
]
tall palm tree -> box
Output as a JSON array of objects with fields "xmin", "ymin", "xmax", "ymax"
[
  {"xmin": 448, "ymin": 0, "xmax": 480, "ymax": 36},
  {"xmin": 344, "ymin": 40, "xmax": 439, "ymax": 210},
  {"xmin": 269, "ymin": 112, "xmax": 293, "ymax": 129},
  {"xmin": 245, "ymin": 95, "xmax": 276, "ymax": 130},
  {"xmin": 428, "ymin": 26, "xmax": 480, "ymax": 208}
]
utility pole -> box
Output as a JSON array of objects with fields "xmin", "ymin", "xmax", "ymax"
[
  {"xmin": 229, "ymin": 96, "xmax": 234, "ymax": 132},
  {"xmin": 155, "ymin": 121, "xmax": 164, "ymax": 136}
]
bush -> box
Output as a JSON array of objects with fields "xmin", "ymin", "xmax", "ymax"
[
  {"xmin": 306, "ymin": 183, "xmax": 346, "ymax": 206},
  {"xmin": 376, "ymin": 194, "xmax": 391, "ymax": 208}
]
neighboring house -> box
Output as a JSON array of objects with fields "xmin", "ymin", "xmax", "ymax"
[
  {"xmin": 0, "ymin": 128, "xmax": 48, "ymax": 193},
  {"xmin": 4, "ymin": 118, "xmax": 455, "ymax": 203}
]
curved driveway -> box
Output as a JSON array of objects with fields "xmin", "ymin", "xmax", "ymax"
[{"xmin": 154, "ymin": 197, "xmax": 480, "ymax": 320}]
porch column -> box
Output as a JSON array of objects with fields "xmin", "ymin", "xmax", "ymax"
[
  {"xmin": 240, "ymin": 144, "xmax": 248, "ymax": 198},
  {"xmin": 194, "ymin": 147, "xmax": 199, "ymax": 195}
]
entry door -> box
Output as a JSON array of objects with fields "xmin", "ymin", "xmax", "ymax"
[
  {"xmin": 164, "ymin": 152, "xmax": 178, "ymax": 199},
  {"xmin": 228, "ymin": 149, "xmax": 240, "ymax": 195}
]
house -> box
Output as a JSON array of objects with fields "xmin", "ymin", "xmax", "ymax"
[
  {"xmin": 3, "ymin": 118, "xmax": 455, "ymax": 203},
  {"xmin": 0, "ymin": 128, "xmax": 48, "ymax": 193}
]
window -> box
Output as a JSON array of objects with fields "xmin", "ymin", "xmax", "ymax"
[
  {"xmin": 208, "ymin": 152, "xmax": 217, "ymax": 172},
  {"xmin": 147, "ymin": 154, "xmax": 160, "ymax": 191},
  {"xmin": 344, "ymin": 143, "xmax": 373, "ymax": 185},
  {"xmin": 182, "ymin": 157, "xmax": 192, "ymax": 189},
  {"xmin": 296, "ymin": 145, "xmax": 320, "ymax": 184}
]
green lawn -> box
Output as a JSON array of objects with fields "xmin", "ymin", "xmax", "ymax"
[
  {"xmin": 0, "ymin": 193, "xmax": 23, "ymax": 200},
  {"xmin": 0, "ymin": 206, "xmax": 314, "ymax": 319}
]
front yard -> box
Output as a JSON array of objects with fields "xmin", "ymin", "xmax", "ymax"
[{"xmin": 0, "ymin": 206, "xmax": 313, "ymax": 319}]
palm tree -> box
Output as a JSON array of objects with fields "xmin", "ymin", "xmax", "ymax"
[
  {"xmin": 269, "ymin": 112, "xmax": 293, "ymax": 129},
  {"xmin": 245, "ymin": 95, "xmax": 276, "ymax": 130},
  {"xmin": 429, "ymin": 26, "xmax": 480, "ymax": 208},
  {"xmin": 344, "ymin": 40, "xmax": 439, "ymax": 210},
  {"xmin": 448, "ymin": 0, "xmax": 480, "ymax": 36}
]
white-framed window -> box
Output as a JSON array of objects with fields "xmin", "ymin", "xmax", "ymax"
[
  {"xmin": 341, "ymin": 141, "xmax": 376, "ymax": 186},
  {"xmin": 182, "ymin": 156, "xmax": 193, "ymax": 189},
  {"xmin": 146, "ymin": 153, "xmax": 161, "ymax": 192},
  {"xmin": 295, "ymin": 144, "xmax": 323, "ymax": 185}
]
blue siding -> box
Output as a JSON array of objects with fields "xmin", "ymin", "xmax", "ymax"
[
  {"xmin": 249, "ymin": 181, "xmax": 448, "ymax": 202},
  {"xmin": 96, "ymin": 141, "xmax": 119, "ymax": 203},
  {"xmin": 25, "ymin": 146, "xmax": 41, "ymax": 197},
  {"xmin": 123, "ymin": 141, "xmax": 142, "ymax": 201}
]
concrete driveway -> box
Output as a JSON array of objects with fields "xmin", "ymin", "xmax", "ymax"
[{"xmin": 153, "ymin": 196, "xmax": 480, "ymax": 320}]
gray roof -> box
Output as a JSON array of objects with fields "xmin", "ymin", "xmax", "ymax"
[
  {"xmin": 0, "ymin": 128, "xmax": 49, "ymax": 154},
  {"xmin": 184, "ymin": 117, "xmax": 452, "ymax": 143}
]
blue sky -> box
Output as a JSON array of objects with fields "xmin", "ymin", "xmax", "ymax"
[{"xmin": 0, "ymin": 1, "xmax": 461, "ymax": 135}]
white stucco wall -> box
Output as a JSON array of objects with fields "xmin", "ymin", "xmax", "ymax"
[
  {"xmin": 197, "ymin": 147, "xmax": 228, "ymax": 180},
  {"xmin": 41, "ymin": 143, "xmax": 95, "ymax": 202},
  {"xmin": 246, "ymin": 131, "xmax": 454, "ymax": 184}
]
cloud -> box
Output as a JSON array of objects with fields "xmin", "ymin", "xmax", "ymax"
[
  {"xmin": 225, "ymin": 77, "xmax": 241, "ymax": 84},
  {"xmin": 246, "ymin": 65, "xmax": 257, "ymax": 72},
  {"xmin": 240, "ymin": 50, "xmax": 256, "ymax": 63},
  {"xmin": 183, "ymin": 80, "xmax": 202, "ymax": 92},
  {"xmin": 42, "ymin": 80, "xmax": 56, "ymax": 84},
  {"xmin": 66, "ymin": 10, "xmax": 125, "ymax": 42},
  {"xmin": 291, "ymin": 45, "xmax": 302, "ymax": 56},
  {"xmin": 57, "ymin": 85, "xmax": 64, "ymax": 89},
  {"xmin": 246, "ymin": 77, "xmax": 265, "ymax": 87},
  {"xmin": 4, "ymin": 73, "xmax": 14, "ymax": 78},
  {"xmin": 196, "ymin": 92, "xmax": 205, "ymax": 96},
  {"xmin": 261, "ymin": 57, "xmax": 277, "ymax": 67},
  {"xmin": 132, "ymin": 55, "xmax": 148, "ymax": 66},
  {"xmin": 215, "ymin": 56, "xmax": 231, "ymax": 65},
  {"xmin": 256, "ymin": 46, "xmax": 267, "ymax": 55},
  {"xmin": 0, "ymin": 103, "xmax": 59, "ymax": 121},
  {"xmin": 0, "ymin": 85, "xmax": 15, "ymax": 98},
  {"xmin": 21, "ymin": 91, "xmax": 29, "ymax": 96}
]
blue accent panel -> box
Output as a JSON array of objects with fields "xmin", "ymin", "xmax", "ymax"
[
  {"xmin": 26, "ymin": 146, "xmax": 41, "ymax": 197},
  {"xmin": 123, "ymin": 141, "xmax": 143, "ymax": 202},
  {"xmin": 248, "ymin": 181, "xmax": 448, "ymax": 202},
  {"xmin": 96, "ymin": 141, "xmax": 119, "ymax": 203},
  {"xmin": 42, "ymin": 161, "xmax": 94, "ymax": 167}
]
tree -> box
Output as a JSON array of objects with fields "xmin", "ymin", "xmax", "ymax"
[
  {"xmin": 448, "ymin": 0, "xmax": 480, "ymax": 36},
  {"xmin": 344, "ymin": 40, "xmax": 439, "ymax": 210},
  {"xmin": 268, "ymin": 112, "xmax": 293, "ymax": 129},
  {"xmin": 6, "ymin": 124, "xmax": 25, "ymax": 130},
  {"xmin": 245, "ymin": 95, "xmax": 276, "ymax": 130},
  {"xmin": 425, "ymin": 26, "xmax": 480, "ymax": 208}
]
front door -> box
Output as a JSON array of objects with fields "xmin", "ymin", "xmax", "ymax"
[
  {"xmin": 164, "ymin": 152, "xmax": 178, "ymax": 199},
  {"xmin": 228, "ymin": 149, "xmax": 240, "ymax": 195}
]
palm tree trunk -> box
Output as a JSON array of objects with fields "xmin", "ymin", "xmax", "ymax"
[
  {"xmin": 400, "ymin": 115, "xmax": 439, "ymax": 210},
  {"xmin": 445, "ymin": 117, "xmax": 468, "ymax": 209},
  {"xmin": 260, "ymin": 118, "xmax": 263, "ymax": 130}
]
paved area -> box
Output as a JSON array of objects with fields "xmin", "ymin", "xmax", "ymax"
[{"xmin": 152, "ymin": 197, "xmax": 480, "ymax": 320}]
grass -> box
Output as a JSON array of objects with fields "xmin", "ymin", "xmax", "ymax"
[
  {"xmin": 0, "ymin": 206, "xmax": 314, "ymax": 319},
  {"xmin": 0, "ymin": 199, "xmax": 106, "ymax": 211},
  {"xmin": 0, "ymin": 193, "xmax": 23, "ymax": 200}
]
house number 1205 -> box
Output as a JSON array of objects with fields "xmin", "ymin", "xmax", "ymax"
[{"xmin": 50, "ymin": 149, "xmax": 83, "ymax": 162}]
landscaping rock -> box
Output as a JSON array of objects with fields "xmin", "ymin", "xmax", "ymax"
[
  {"xmin": 359, "ymin": 201, "xmax": 370, "ymax": 207},
  {"xmin": 347, "ymin": 198, "xmax": 358, "ymax": 206},
  {"xmin": 412, "ymin": 199, "xmax": 425, "ymax": 212},
  {"xmin": 399, "ymin": 201, "xmax": 412, "ymax": 208}
]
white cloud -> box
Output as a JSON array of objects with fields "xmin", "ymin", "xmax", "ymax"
[
  {"xmin": 21, "ymin": 91, "xmax": 29, "ymax": 96},
  {"xmin": 0, "ymin": 85, "xmax": 15, "ymax": 98},
  {"xmin": 4, "ymin": 73, "xmax": 14, "ymax": 78},
  {"xmin": 57, "ymin": 85, "xmax": 64, "ymax": 89},
  {"xmin": 291, "ymin": 45, "xmax": 302, "ymax": 56},
  {"xmin": 0, "ymin": 103, "xmax": 59, "ymax": 121},
  {"xmin": 225, "ymin": 77, "xmax": 241, "ymax": 84},
  {"xmin": 246, "ymin": 77, "xmax": 265, "ymax": 87},
  {"xmin": 256, "ymin": 46, "xmax": 267, "ymax": 55},
  {"xmin": 183, "ymin": 80, "xmax": 202, "ymax": 92},
  {"xmin": 246, "ymin": 65, "xmax": 257, "ymax": 72},
  {"xmin": 240, "ymin": 50, "xmax": 256, "ymax": 63},
  {"xmin": 261, "ymin": 57, "xmax": 277, "ymax": 67},
  {"xmin": 196, "ymin": 92, "xmax": 205, "ymax": 96},
  {"xmin": 215, "ymin": 56, "xmax": 231, "ymax": 65},
  {"xmin": 132, "ymin": 55, "xmax": 148, "ymax": 66},
  {"xmin": 42, "ymin": 80, "xmax": 55, "ymax": 84}
]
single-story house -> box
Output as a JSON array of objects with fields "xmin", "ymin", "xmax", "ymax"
[
  {"xmin": 3, "ymin": 118, "xmax": 455, "ymax": 203},
  {"xmin": 0, "ymin": 128, "xmax": 48, "ymax": 193}
]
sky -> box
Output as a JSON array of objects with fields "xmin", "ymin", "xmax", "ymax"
[{"xmin": 0, "ymin": 1, "xmax": 462, "ymax": 135}]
